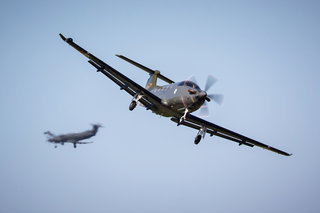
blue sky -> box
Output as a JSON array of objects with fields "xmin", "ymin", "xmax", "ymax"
[{"xmin": 1, "ymin": 0, "xmax": 320, "ymax": 212}]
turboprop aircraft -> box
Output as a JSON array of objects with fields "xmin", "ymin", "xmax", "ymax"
[
  {"xmin": 59, "ymin": 33, "xmax": 291, "ymax": 156},
  {"xmin": 44, "ymin": 124, "xmax": 102, "ymax": 148}
]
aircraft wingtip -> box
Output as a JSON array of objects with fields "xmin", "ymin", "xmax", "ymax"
[
  {"xmin": 59, "ymin": 33, "xmax": 73, "ymax": 43},
  {"xmin": 59, "ymin": 33, "xmax": 66, "ymax": 41}
]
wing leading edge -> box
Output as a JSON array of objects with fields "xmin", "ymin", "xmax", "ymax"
[
  {"xmin": 59, "ymin": 33, "xmax": 183, "ymax": 118},
  {"xmin": 59, "ymin": 34, "xmax": 291, "ymax": 156},
  {"xmin": 171, "ymin": 114, "xmax": 292, "ymax": 156},
  {"xmin": 60, "ymin": 34, "xmax": 163, "ymax": 111}
]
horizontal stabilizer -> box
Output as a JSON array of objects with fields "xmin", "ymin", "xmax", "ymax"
[
  {"xmin": 76, "ymin": 141, "xmax": 93, "ymax": 144},
  {"xmin": 116, "ymin": 55, "xmax": 175, "ymax": 84}
]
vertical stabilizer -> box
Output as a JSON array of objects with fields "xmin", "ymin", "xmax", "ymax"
[{"xmin": 145, "ymin": 70, "xmax": 160, "ymax": 90}]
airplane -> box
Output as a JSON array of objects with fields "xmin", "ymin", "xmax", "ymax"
[
  {"xmin": 44, "ymin": 124, "xmax": 102, "ymax": 148},
  {"xmin": 59, "ymin": 33, "xmax": 292, "ymax": 156}
]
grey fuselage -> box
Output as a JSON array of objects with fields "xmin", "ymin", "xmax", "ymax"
[
  {"xmin": 148, "ymin": 81, "xmax": 206, "ymax": 117},
  {"xmin": 47, "ymin": 125, "xmax": 100, "ymax": 143}
]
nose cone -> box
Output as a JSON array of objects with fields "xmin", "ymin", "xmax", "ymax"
[{"xmin": 199, "ymin": 91, "xmax": 207, "ymax": 99}]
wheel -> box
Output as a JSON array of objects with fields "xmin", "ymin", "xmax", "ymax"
[
  {"xmin": 129, "ymin": 101, "xmax": 137, "ymax": 111},
  {"xmin": 194, "ymin": 135, "xmax": 201, "ymax": 144}
]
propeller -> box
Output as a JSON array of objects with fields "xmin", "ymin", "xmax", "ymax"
[
  {"xmin": 207, "ymin": 94, "xmax": 224, "ymax": 105},
  {"xmin": 188, "ymin": 75, "xmax": 198, "ymax": 85},
  {"xmin": 204, "ymin": 75, "xmax": 217, "ymax": 92},
  {"xmin": 203, "ymin": 75, "xmax": 223, "ymax": 104},
  {"xmin": 198, "ymin": 102, "xmax": 210, "ymax": 117},
  {"xmin": 189, "ymin": 75, "xmax": 224, "ymax": 117}
]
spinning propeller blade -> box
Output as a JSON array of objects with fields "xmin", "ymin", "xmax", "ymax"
[
  {"xmin": 199, "ymin": 102, "xmax": 210, "ymax": 117},
  {"xmin": 187, "ymin": 75, "xmax": 198, "ymax": 85},
  {"xmin": 204, "ymin": 75, "xmax": 217, "ymax": 92},
  {"xmin": 207, "ymin": 94, "xmax": 224, "ymax": 105},
  {"xmin": 188, "ymin": 75, "xmax": 223, "ymax": 117},
  {"xmin": 187, "ymin": 75, "xmax": 223, "ymax": 116}
]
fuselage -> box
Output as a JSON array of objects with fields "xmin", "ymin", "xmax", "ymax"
[
  {"xmin": 47, "ymin": 125, "xmax": 100, "ymax": 143},
  {"xmin": 148, "ymin": 81, "xmax": 206, "ymax": 117}
]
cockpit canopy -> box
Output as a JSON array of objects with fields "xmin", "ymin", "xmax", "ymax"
[{"xmin": 177, "ymin": 81, "xmax": 201, "ymax": 90}]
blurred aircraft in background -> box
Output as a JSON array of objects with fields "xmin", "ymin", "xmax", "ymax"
[{"xmin": 44, "ymin": 124, "xmax": 102, "ymax": 148}]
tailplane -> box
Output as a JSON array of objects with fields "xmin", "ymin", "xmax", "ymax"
[{"xmin": 115, "ymin": 55, "xmax": 175, "ymax": 89}]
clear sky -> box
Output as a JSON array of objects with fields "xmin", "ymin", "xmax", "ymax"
[{"xmin": 1, "ymin": 0, "xmax": 319, "ymax": 212}]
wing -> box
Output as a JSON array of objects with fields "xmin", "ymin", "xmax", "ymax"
[
  {"xmin": 59, "ymin": 34, "xmax": 182, "ymax": 117},
  {"xmin": 171, "ymin": 114, "xmax": 292, "ymax": 156},
  {"xmin": 76, "ymin": 141, "xmax": 93, "ymax": 144}
]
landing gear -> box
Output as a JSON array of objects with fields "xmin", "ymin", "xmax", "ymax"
[
  {"xmin": 178, "ymin": 108, "xmax": 189, "ymax": 125},
  {"xmin": 129, "ymin": 101, "xmax": 137, "ymax": 111},
  {"xmin": 194, "ymin": 135, "xmax": 202, "ymax": 144},
  {"xmin": 54, "ymin": 145, "xmax": 57, "ymax": 148},
  {"xmin": 73, "ymin": 143, "xmax": 77, "ymax": 148},
  {"xmin": 194, "ymin": 125, "xmax": 207, "ymax": 145},
  {"xmin": 129, "ymin": 93, "xmax": 142, "ymax": 111}
]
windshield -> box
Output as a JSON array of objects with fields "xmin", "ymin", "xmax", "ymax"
[{"xmin": 177, "ymin": 81, "xmax": 200, "ymax": 90}]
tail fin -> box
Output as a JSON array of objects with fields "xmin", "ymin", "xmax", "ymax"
[
  {"xmin": 44, "ymin": 131, "xmax": 55, "ymax": 137},
  {"xmin": 145, "ymin": 71, "xmax": 160, "ymax": 89}
]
